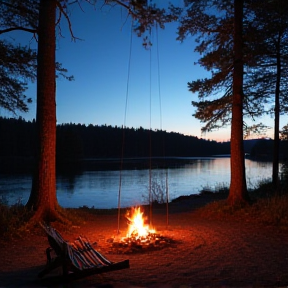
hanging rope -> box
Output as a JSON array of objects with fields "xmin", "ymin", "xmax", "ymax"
[
  {"xmin": 155, "ymin": 22, "xmax": 169, "ymax": 227},
  {"xmin": 117, "ymin": 18, "xmax": 134, "ymax": 234},
  {"xmin": 117, "ymin": 0, "xmax": 168, "ymax": 231},
  {"xmin": 155, "ymin": 23, "xmax": 169, "ymax": 227},
  {"xmin": 148, "ymin": 24, "xmax": 153, "ymax": 226},
  {"xmin": 156, "ymin": 25, "xmax": 162, "ymax": 132}
]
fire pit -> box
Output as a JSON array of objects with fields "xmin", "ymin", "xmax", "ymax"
[{"xmin": 107, "ymin": 207, "xmax": 178, "ymax": 254}]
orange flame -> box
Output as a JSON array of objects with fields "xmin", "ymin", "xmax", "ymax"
[{"xmin": 126, "ymin": 207, "xmax": 155, "ymax": 238}]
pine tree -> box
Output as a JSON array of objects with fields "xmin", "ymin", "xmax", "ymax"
[
  {"xmin": 1, "ymin": 0, "xmax": 179, "ymax": 223},
  {"xmin": 177, "ymin": 0, "xmax": 288, "ymax": 201}
]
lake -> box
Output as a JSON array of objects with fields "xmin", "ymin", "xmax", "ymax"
[{"xmin": 0, "ymin": 157, "xmax": 273, "ymax": 209}]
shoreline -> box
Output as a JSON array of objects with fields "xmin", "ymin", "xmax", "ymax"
[{"xmin": 72, "ymin": 190, "xmax": 229, "ymax": 216}]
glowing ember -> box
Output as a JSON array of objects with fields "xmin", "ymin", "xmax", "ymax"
[{"xmin": 125, "ymin": 207, "xmax": 155, "ymax": 238}]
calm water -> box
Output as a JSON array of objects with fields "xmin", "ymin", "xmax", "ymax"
[{"xmin": 0, "ymin": 157, "xmax": 273, "ymax": 209}]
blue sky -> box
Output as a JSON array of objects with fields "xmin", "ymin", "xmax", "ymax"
[{"xmin": 1, "ymin": 1, "xmax": 276, "ymax": 142}]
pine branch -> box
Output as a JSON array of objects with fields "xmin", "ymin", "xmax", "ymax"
[{"xmin": 0, "ymin": 26, "xmax": 37, "ymax": 35}]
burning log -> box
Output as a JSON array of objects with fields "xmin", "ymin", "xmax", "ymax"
[
  {"xmin": 107, "ymin": 206, "xmax": 178, "ymax": 254},
  {"xmin": 110, "ymin": 233, "xmax": 177, "ymax": 254}
]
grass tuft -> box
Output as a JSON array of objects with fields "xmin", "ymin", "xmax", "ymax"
[
  {"xmin": 196, "ymin": 180, "xmax": 288, "ymax": 230},
  {"xmin": 0, "ymin": 198, "xmax": 33, "ymax": 237}
]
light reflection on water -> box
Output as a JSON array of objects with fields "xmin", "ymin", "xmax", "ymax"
[{"xmin": 0, "ymin": 158, "xmax": 272, "ymax": 209}]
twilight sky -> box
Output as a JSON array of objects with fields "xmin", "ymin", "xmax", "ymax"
[{"xmin": 1, "ymin": 1, "xmax": 276, "ymax": 142}]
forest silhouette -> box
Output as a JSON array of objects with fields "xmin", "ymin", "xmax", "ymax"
[{"xmin": 0, "ymin": 116, "xmax": 284, "ymax": 174}]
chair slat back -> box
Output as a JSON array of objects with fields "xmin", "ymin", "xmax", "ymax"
[{"xmin": 40, "ymin": 223, "xmax": 113, "ymax": 271}]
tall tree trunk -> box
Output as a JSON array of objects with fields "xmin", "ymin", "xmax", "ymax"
[
  {"xmin": 272, "ymin": 38, "xmax": 281, "ymax": 188},
  {"xmin": 26, "ymin": 0, "xmax": 59, "ymax": 222},
  {"xmin": 228, "ymin": 0, "xmax": 249, "ymax": 205}
]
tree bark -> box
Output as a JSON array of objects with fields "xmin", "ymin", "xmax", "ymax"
[
  {"xmin": 272, "ymin": 37, "xmax": 281, "ymax": 188},
  {"xmin": 26, "ymin": 0, "xmax": 59, "ymax": 222},
  {"xmin": 227, "ymin": 0, "xmax": 249, "ymax": 205}
]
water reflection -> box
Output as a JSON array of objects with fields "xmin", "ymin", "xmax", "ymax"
[{"xmin": 0, "ymin": 158, "xmax": 273, "ymax": 209}]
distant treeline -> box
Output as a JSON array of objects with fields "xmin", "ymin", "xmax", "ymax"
[
  {"xmin": 0, "ymin": 116, "xmax": 286, "ymax": 173},
  {"xmin": 0, "ymin": 116, "xmax": 229, "ymax": 173}
]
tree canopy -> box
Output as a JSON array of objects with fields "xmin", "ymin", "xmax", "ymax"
[{"xmin": 0, "ymin": 40, "xmax": 36, "ymax": 113}]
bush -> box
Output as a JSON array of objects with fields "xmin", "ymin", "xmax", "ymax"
[
  {"xmin": 142, "ymin": 177, "xmax": 168, "ymax": 205},
  {"xmin": 280, "ymin": 161, "xmax": 288, "ymax": 184}
]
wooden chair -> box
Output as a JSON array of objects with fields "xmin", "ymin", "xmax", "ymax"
[{"xmin": 38, "ymin": 223, "xmax": 129, "ymax": 279}]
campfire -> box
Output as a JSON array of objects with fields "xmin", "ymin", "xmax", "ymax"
[
  {"xmin": 126, "ymin": 206, "xmax": 155, "ymax": 239},
  {"xmin": 109, "ymin": 206, "xmax": 177, "ymax": 254}
]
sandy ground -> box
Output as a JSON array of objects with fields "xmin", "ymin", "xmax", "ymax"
[{"xmin": 1, "ymin": 195, "xmax": 288, "ymax": 288}]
